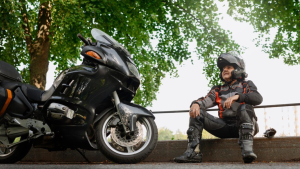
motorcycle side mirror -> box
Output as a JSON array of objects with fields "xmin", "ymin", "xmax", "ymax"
[
  {"xmin": 86, "ymin": 37, "xmax": 92, "ymax": 45},
  {"xmin": 86, "ymin": 38, "xmax": 97, "ymax": 46},
  {"xmin": 77, "ymin": 33, "xmax": 89, "ymax": 45}
]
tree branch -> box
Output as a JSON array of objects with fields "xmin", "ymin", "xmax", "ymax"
[
  {"xmin": 173, "ymin": 3, "xmax": 208, "ymax": 31},
  {"xmin": 20, "ymin": 0, "xmax": 33, "ymax": 54},
  {"xmin": 164, "ymin": 1, "xmax": 210, "ymax": 32}
]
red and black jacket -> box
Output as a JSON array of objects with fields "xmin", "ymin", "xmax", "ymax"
[{"xmin": 192, "ymin": 80, "xmax": 263, "ymax": 119}]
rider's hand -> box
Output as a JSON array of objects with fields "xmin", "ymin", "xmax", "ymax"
[
  {"xmin": 223, "ymin": 95, "xmax": 239, "ymax": 109},
  {"xmin": 189, "ymin": 103, "xmax": 200, "ymax": 118}
]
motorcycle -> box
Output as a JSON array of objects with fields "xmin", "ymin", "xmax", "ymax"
[{"xmin": 0, "ymin": 28, "xmax": 158, "ymax": 163}]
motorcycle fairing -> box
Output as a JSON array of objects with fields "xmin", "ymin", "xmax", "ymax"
[
  {"xmin": 40, "ymin": 64, "xmax": 133, "ymax": 149},
  {"xmin": 81, "ymin": 44, "xmax": 139, "ymax": 81}
]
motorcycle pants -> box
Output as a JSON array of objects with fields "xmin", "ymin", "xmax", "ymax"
[{"xmin": 188, "ymin": 104, "xmax": 258, "ymax": 139}]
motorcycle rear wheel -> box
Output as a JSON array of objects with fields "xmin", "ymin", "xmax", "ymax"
[
  {"xmin": 0, "ymin": 136, "xmax": 32, "ymax": 163},
  {"xmin": 95, "ymin": 111, "xmax": 158, "ymax": 164}
]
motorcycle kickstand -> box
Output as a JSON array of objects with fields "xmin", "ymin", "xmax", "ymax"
[{"xmin": 75, "ymin": 148, "xmax": 91, "ymax": 163}]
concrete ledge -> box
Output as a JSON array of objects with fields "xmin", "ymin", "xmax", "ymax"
[{"xmin": 21, "ymin": 137, "xmax": 300, "ymax": 163}]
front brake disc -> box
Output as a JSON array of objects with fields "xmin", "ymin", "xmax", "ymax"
[{"xmin": 110, "ymin": 121, "xmax": 143, "ymax": 147}]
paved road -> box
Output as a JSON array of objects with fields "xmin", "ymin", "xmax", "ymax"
[{"xmin": 0, "ymin": 162, "xmax": 299, "ymax": 169}]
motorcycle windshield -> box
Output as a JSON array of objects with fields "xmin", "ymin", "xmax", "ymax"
[{"xmin": 91, "ymin": 28, "xmax": 130, "ymax": 56}]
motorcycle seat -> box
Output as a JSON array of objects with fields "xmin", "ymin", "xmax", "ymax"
[
  {"xmin": 21, "ymin": 84, "xmax": 55, "ymax": 102},
  {"xmin": 0, "ymin": 81, "xmax": 55, "ymax": 102}
]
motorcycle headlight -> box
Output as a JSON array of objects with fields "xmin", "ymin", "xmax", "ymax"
[{"xmin": 127, "ymin": 62, "xmax": 140, "ymax": 79}]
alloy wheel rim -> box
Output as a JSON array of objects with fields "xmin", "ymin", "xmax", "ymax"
[{"xmin": 102, "ymin": 114, "xmax": 152, "ymax": 155}]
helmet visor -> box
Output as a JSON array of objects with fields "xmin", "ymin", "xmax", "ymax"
[
  {"xmin": 220, "ymin": 53, "xmax": 241, "ymax": 66},
  {"xmin": 217, "ymin": 53, "xmax": 243, "ymax": 70}
]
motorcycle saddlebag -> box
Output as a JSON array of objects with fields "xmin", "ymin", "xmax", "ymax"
[
  {"xmin": 0, "ymin": 86, "xmax": 12, "ymax": 118},
  {"xmin": 0, "ymin": 61, "xmax": 22, "ymax": 82}
]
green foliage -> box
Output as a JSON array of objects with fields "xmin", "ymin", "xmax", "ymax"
[
  {"xmin": 173, "ymin": 129, "xmax": 187, "ymax": 140},
  {"xmin": 225, "ymin": 0, "xmax": 300, "ymax": 65},
  {"xmin": 0, "ymin": 0, "xmax": 241, "ymax": 106},
  {"xmin": 158, "ymin": 127, "xmax": 187, "ymax": 141},
  {"xmin": 158, "ymin": 127, "xmax": 174, "ymax": 140},
  {"xmin": 0, "ymin": 0, "xmax": 32, "ymax": 82},
  {"xmin": 158, "ymin": 127, "xmax": 217, "ymax": 141}
]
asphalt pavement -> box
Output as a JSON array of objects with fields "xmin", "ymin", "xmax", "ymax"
[{"xmin": 0, "ymin": 162, "xmax": 299, "ymax": 169}]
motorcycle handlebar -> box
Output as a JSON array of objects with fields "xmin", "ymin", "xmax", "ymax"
[{"xmin": 77, "ymin": 33, "xmax": 89, "ymax": 45}]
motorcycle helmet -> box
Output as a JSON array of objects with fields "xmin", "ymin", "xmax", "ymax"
[{"xmin": 217, "ymin": 51, "xmax": 248, "ymax": 81}]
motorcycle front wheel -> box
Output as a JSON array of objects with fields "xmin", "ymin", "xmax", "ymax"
[{"xmin": 95, "ymin": 111, "xmax": 158, "ymax": 164}]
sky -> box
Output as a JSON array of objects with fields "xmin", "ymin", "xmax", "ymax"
[{"xmin": 45, "ymin": 2, "xmax": 300, "ymax": 138}]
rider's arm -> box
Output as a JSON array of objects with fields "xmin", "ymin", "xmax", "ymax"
[
  {"xmin": 236, "ymin": 80, "xmax": 263, "ymax": 106},
  {"xmin": 190, "ymin": 86, "xmax": 219, "ymax": 110}
]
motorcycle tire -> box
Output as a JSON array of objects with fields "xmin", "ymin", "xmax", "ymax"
[
  {"xmin": 95, "ymin": 111, "xmax": 158, "ymax": 164},
  {"xmin": 0, "ymin": 136, "xmax": 32, "ymax": 164}
]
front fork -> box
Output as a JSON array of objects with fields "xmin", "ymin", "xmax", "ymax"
[
  {"xmin": 112, "ymin": 91, "xmax": 154, "ymax": 133},
  {"xmin": 112, "ymin": 91, "xmax": 121, "ymax": 111},
  {"xmin": 112, "ymin": 91, "xmax": 131, "ymax": 133}
]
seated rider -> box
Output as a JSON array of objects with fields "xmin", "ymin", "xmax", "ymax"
[{"xmin": 174, "ymin": 51, "xmax": 263, "ymax": 163}]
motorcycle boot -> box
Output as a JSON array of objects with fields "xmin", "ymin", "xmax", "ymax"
[
  {"xmin": 239, "ymin": 123, "xmax": 257, "ymax": 163},
  {"xmin": 237, "ymin": 104, "xmax": 257, "ymax": 163},
  {"xmin": 174, "ymin": 126, "xmax": 203, "ymax": 163}
]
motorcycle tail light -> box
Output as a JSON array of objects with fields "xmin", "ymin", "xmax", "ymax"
[{"xmin": 86, "ymin": 51, "xmax": 101, "ymax": 60}]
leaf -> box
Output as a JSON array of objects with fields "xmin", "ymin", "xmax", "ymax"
[
  {"xmin": 226, "ymin": 0, "xmax": 300, "ymax": 65},
  {"xmin": 0, "ymin": 0, "xmax": 241, "ymax": 106}
]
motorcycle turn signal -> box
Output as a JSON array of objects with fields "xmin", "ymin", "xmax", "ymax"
[{"xmin": 86, "ymin": 51, "xmax": 101, "ymax": 60}]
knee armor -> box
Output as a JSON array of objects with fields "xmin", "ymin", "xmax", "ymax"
[{"xmin": 237, "ymin": 104, "xmax": 256, "ymax": 125}]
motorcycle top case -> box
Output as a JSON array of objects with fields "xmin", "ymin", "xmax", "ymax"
[
  {"xmin": 0, "ymin": 86, "xmax": 12, "ymax": 117},
  {"xmin": 0, "ymin": 61, "xmax": 22, "ymax": 82}
]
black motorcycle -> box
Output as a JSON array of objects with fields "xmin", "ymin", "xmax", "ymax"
[{"xmin": 0, "ymin": 28, "xmax": 158, "ymax": 163}]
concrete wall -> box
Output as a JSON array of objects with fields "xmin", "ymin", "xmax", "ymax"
[{"xmin": 21, "ymin": 137, "xmax": 300, "ymax": 163}]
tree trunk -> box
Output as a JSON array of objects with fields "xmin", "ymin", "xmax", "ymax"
[{"xmin": 29, "ymin": 2, "xmax": 52, "ymax": 90}]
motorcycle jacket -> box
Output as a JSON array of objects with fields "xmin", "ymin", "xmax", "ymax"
[{"xmin": 191, "ymin": 80, "xmax": 263, "ymax": 119}]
